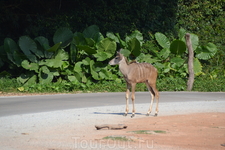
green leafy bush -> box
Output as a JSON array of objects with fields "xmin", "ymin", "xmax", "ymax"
[
  {"xmin": 0, "ymin": 25, "xmax": 223, "ymax": 92},
  {"xmin": 141, "ymin": 29, "xmax": 218, "ymax": 79}
]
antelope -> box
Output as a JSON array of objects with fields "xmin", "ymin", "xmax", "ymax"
[{"xmin": 109, "ymin": 52, "xmax": 159, "ymax": 118}]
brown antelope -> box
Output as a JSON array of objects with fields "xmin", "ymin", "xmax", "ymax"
[{"xmin": 109, "ymin": 52, "xmax": 159, "ymax": 118}]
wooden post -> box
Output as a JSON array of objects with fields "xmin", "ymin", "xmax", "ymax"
[{"xmin": 185, "ymin": 33, "xmax": 194, "ymax": 91}]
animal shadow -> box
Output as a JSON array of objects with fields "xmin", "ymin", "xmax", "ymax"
[{"xmin": 93, "ymin": 112, "xmax": 147, "ymax": 116}]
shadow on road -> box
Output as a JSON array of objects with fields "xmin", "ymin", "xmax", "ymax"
[{"xmin": 92, "ymin": 112, "xmax": 154, "ymax": 117}]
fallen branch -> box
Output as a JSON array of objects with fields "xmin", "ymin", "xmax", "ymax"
[{"xmin": 95, "ymin": 124, "xmax": 127, "ymax": 130}]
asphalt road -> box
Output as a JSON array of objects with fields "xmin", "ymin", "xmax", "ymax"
[{"xmin": 0, "ymin": 92, "xmax": 224, "ymax": 117}]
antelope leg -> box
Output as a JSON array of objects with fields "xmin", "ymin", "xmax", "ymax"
[
  {"xmin": 124, "ymin": 87, "xmax": 130, "ymax": 116},
  {"xmin": 146, "ymin": 83, "xmax": 154, "ymax": 116},
  {"xmin": 154, "ymin": 91, "xmax": 159, "ymax": 116},
  {"xmin": 131, "ymin": 83, "xmax": 136, "ymax": 118}
]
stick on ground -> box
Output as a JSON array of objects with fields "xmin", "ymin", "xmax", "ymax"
[{"xmin": 95, "ymin": 124, "xmax": 127, "ymax": 130}]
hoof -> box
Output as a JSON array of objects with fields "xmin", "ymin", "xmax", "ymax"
[
  {"xmin": 123, "ymin": 113, "xmax": 128, "ymax": 116},
  {"xmin": 131, "ymin": 114, "xmax": 135, "ymax": 118},
  {"xmin": 154, "ymin": 113, "xmax": 158, "ymax": 117},
  {"xmin": 146, "ymin": 113, "xmax": 150, "ymax": 116}
]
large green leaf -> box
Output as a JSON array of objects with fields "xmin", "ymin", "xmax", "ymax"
[
  {"xmin": 47, "ymin": 42, "xmax": 62, "ymax": 52},
  {"xmin": 182, "ymin": 33, "xmax": 199, "ymax": 51},
  {"xmin": 55, "ymin": 49, "xmax": 69, "ymax": 60},
  {"xmin": 120, "ymin": 49, "xmax": 131, "ymax": 57},
  {"xmin": 83, "ymin": 25, "xmax": 99, "ymax": 38},
  {"xmin": 155, "ymin": 32, "xmax": 170, "ymax": 49},
  {"xmin": 4, "ymin": 38, "xmax": 17, "ymax": 62},
  {"xmin": 39, "ymin": 72, "xmax": 53, "ymax": 84},
  {"xmin": 19, "ymin": 36, "xmax": 38, "ymax": 62},
  {"xmin": 163, "ymin": 62, "xmax": 171, "ymax": 73},
  {"xmin": 17, "ymin": 73, "xmax": 30, "ymax": 84},
  {"xmin": 69, "ymin": 42, "xmax": 77, "ymax": 63},
  {"xmin": 90, "ymin": 60, "xmax": 99, "ymax": 80},
  {"xmin": 99, "ymin": 69, "xmax": 109, "ymax": 79},
  {"xmin": 21, "ymin": 60, "xmax": 39, "ymax": 73},
  {"xmin": 74, "ymin": 61, "xmax": 83, "ymax": 72},
  {"xmin": 195, "ymin": 43, "xmax": 217, "ymax": 60},
  {"xmin": 95, "ymin": 38, "xmax": 116, "ymax": 60},
  {"xmin": 106, "ymin": 32, "xmax": 119, "ymax": 43},
  {"xmin": 53, "ymin": 27, "xmax": 73, "ymax": 48},
  {"xmin": 17, "ymin": 73, "xmax": 37, "ymax": 86},
  {"xmin": 171, "ymin": 57, "xmax": 185, "ymax": 68},
  {"xmin": 159, "ymin": 48, "xmax": 170, "ymax": 60},
  {"xmin": 128, "ymin": 38, "xmax": 141, "ymax": 57},
  {"xmin": 24, "ymin": 74, "xmax": 37, "ymax": 86},
  {"xmin": 82, "ymin": 57, "xmax": 91, "ymax": 65},
  {"xmin": 73, "ymin": 32, "xmax": 86, "ymax": 45},
  {"xmin": 125, "ymin": 30, "xmax": 143, "ymax": 46},
  {"xmin": 115, "ymin": 33, "xmax": 126, "ymax": 47},
  {"xmin": 44, "ymin": 49, "xmax": 69, "ymax": 68},
  {"xmin": 40, "ymin": 66, "xmax": 50, "ymax": 74},
  {"xmin": 68, "ymin": 74, "xmax": 81, "ymax": 84},
  {"xmin": 93, "ymin": 51, "xmax": 112, "ymax": 61},
  {"xmin": 178, "ymin": 28, "xmax": 186, "ymax": 40},
  {"xmin": 77, "ymin": 45, "xmax": 97, "ymax": 54},
  {"xmin": 35, "ymin": 36, "xmax": 52, "ymax": 58},
  {"xmin": 170, "ymin": 40, "xmax": 186, "ymax": 55},
  {"xmin": 39, "ymin": 66, "xmax": 53, "ymax": 84},
  {"xmin": 97, "ymin": 38, "xmax": 116, "ymax": 55},
  {"xmin": 83, "ymin": 25, "xmax": 103, "ymax": 42},
  {"xmin": 136, "ymin": 53, "xmax": 159, "ymax": 64},
  {"xmin": 193, "ymin": 58, "xmax": 202, "ymax": 76},
  {"xmin": 4, "ymin": 38, "xmax": 23, "ymax": 66},
  {"xmin": 190, "ymin": 33, "xmax": 199, "ymax": 51},
  {"xmin": 85, "ymin": 38, "xmax": 95, "ymax": 47},
  {"xmin": 35, "ymin": 36, "xmax": 50, "ymax": 50}
]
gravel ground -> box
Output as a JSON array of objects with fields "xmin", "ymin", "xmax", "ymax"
[{"xmin": 0, "ymin": 100, "xmax": 225, "ymax": 150}]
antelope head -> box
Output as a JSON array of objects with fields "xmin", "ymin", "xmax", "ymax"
[{"xmin": 109, "ymin": 52, "xmax": 124, "ymax": 65}]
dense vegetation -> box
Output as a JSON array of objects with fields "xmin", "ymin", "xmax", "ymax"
[{"xmin": 0, "ymin": 0, "xmax": 224, "ymax": 93}]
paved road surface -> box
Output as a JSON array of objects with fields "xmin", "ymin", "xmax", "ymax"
[{"xmin": 0, "ymin": 92, "xmax": 224, "ymax": 117}]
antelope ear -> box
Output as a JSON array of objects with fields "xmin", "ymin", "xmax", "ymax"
[{"xmin": 117, "ymin": 48, "xmax": 122, "ymax": 54}]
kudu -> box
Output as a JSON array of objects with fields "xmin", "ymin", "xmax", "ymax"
[{"xmin": 109, "ymin": 52, "xmax": 159, "ymax": 117}]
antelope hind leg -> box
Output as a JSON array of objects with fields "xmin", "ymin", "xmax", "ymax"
[
  {"xmin": 146, "ymin": 83, "xmax": 154, "ymax": 116},
  {"xmin": 154, "ymin": 91, "xmax": 159, "ymax": 117},
  {"xmin": 131, "ymin": 83, "xmax": 136, "ymax": 118},
  {"xmin": 146, "ymin": 92, "xmax": 154, "ymax": 116}
]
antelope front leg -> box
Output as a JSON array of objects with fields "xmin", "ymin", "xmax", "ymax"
[{"xmin": 124, "ymin": 88, "xmax": 130, "ymax": 116}]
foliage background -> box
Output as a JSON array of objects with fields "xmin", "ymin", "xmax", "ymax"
[{"xmin": 0, "ymin": 0, "xmax": 177, "ymax": 41}]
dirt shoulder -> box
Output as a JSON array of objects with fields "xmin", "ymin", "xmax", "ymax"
[{"xmin": 77, "ymin": 112, "xmax": 225, "ymax": 150}]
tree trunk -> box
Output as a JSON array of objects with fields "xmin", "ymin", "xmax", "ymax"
[{"xmin": 185, "ymin": 33, "xmax": 194, "ymax": 91}]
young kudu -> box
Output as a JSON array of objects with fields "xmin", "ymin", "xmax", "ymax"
[{"xmin": 109, "ymin": 52, "xmax": 159, "ymax": 118}]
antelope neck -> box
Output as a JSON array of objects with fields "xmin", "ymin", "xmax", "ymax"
[{"xmin": 119, "ymin": 56, "xmax": 129, "ymax": 76}]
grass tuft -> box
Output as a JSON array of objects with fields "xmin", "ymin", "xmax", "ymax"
[
  {"xmin": 129, "ymin": 130, "xmax": 166, "ymax": 134},
  {"xmin": 103, "ymin": 136, "xmax": 132, "ymax": 141}
]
